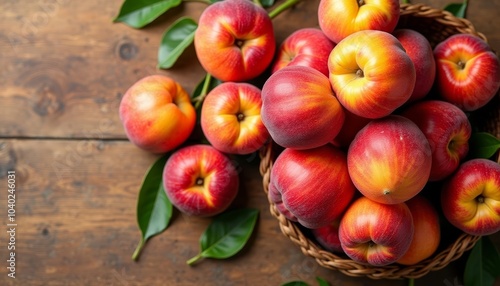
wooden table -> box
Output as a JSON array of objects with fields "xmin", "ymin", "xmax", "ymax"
[{"xmin": 1, "ymin": 0, "xmax": 499, "ymax": 285}]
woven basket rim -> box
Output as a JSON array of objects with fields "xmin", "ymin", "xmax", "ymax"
[
  {"xmin": 399, "ymin": 3, "xmax": 487, "ymax": 42},
  {"xmin": 259, "ymin": 3, "xmax": 499, "ymax": 280}
]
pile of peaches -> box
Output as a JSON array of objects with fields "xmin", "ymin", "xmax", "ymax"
[{"xmin": 118, "ymin": 0, "xmax": 500, "ymax": 266}]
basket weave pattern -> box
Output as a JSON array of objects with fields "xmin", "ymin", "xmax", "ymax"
[{"xmin": 259, "ymin": 4, "xmax": 500, "ymax": 279}]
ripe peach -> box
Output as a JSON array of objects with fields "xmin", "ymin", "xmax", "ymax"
[
  {"xmin": 397, "ymin": 195, "xmax": 440, "ymax": 265},
  {"xmin": 339, "ymin": 196, "xmax": 414, "ymax": 266},
  {"xmin": 328, "ymin": 30, "xmax": 416, "ymax": 119},
  {"xmin": 441, "ymin": 158, "xmax": 500, "ymax": 236},
  {"xmin": 318, "ymin": 0, "xmax": 400, "ymax": 43},
  {"xmin": 393, "ymin": 29, "xmax": 436, "ymax": 102},
  {"xmin": 261, "ymin": 65, "xmax": 345, "ymax": 150},
  {"xmin": 119, "ymin": 75, "xmax": 196, "ymax": 154},
  {"xmin": 347, "ymin": 115, "xmax": 432, "ymax": 204},
  {"xmin": 194, "ymin": 0, "xmax": 275, "ymax": 82},
  {"xmin": 312, "ymin": 217, "xmax": 344, "ymax": 254},
  {"xmin": 201, "ymin": 82, "xmax": 269, "ymax": 155},
  {"xmin": 163, "ymin": 144, "xmax": 239, "ymax": 217},
  {"xmin": 272, "ymin": 28, "xmax": 335, "ymax": 77},
  {"xmin": 268, "ymin": 144, "xmax": 355, "ymax": 229}
]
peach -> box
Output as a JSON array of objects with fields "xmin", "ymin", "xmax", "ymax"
[
  {"xmin": 268, "ymin": 145, "xmax": 355, "ymax": 229},
  {"xmin": 441, "ymin": 159, "xmax": 500, "ymax": 236},
  {"xmin": 312, "ymin": 217, "xmax": 344, "ymax": 254},
  {"xmin": 434, "ymin": 33, "xmax": 500, "ymax": 111},
  {"xmin": 397, "ymin": 195, "xmax": 440, "ymax": 265},
  {"xmin": 393, "ymin": 29, "xmax": 436, "ymax": 102},
  {"xmin": 261, "ymin": 65, "xmax": 345, "ymax": 150},
  {"xmin": 163, "ymin": 144, "xmax": 239, "ymax": 217},
  {"xmin": 272, "ymin": 28, "xmax": 335, "ymax": 77},
  {"xmin": 339, "ymin": 196, "xmax": 414, "ymax": 266},
  {"xmin": 194, "ymin": 0, "xmax": 276, "ymax": 82},
  {"xmin": 347, "ymin": 115, "xmax": 432, "ymax": 204},
  {"xmin": 318, "ymin": 0, "xmax": 400, "ymax": 43},
  {"xmin": 119, "ymin": 75, "xmax": 196, "ymax": 154},
  {"xmin": 201, "ymin": 82, "xmax": 269, "ymax": 155},
  {"xmin": 328, "ymin": 30, "xmax": 416, "ymax": 119}
]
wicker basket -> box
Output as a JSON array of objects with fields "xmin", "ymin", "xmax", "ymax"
[{"xmin": 259, "ymin": 3, "xmax": 500, "ymax": 280}]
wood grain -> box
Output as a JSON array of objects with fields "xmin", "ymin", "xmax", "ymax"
[
  {"xmin": 1, "ymin": 0, "xmax": 500, "ymax": 285},
  {"xmin": 0, "ymin": 1, "xmax": 206, "ymax": 138},
  {"xmin": 2, "ymin": 0, "xmax": 497, "ymax": 139},
  {"xmin": 0, "ymin": 140, "xmax": 390, "ymax": 285},
  {"xmin": 2, "ymin": 139, "xmax": 496, "ymax": 285},
  {"xmin": 0, "ymin": 1, "xmax": 319, "ymax": 139}
]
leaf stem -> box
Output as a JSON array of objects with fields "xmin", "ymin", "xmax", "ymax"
[
  {"xmin": 268, "ymin": 0, "xmax": 303, "ymax": 19},
  {"xmin": 186, "ymin": 252, "xmax": 204, "ymax": 265},
  {"xmin": 194, "ymin": 73, "xmax": 212, "ymax": 110},
  {"xmin": 253, "ymin": 0, "xmax": 263, "ymax": 7},
  {"xmin": 408, "ymin": 278, "xmax": 414, "ymax": 286},
  {"xmin": 132, "ymin": 237, "xmax": 145, "ymax": 261},
  {"xmin": 183, "ymin": 0, "xmax": 211, "ymax": 4},
  {"xmin": 401, "ymin": 0, "xmax": 410, "ymax": 4}
]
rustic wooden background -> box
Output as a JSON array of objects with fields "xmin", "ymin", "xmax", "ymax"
[{"xmin": 1, "ymin": 0, "xmax": 499, "ymax": 285}]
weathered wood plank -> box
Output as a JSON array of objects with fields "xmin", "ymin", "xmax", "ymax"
[
  {"xmin": 1, "ymin": 0, "xmax": 498, "ymax": 139},
  {"xmin": 0, "ymin": 1, "xmax": 204, "ymax": 138},
  {"xmin": 0, "ymin": 1, "xmax": 318, "ymax": 139},
  {"xmin": 1, "ymin": 0, "xmax": 500, "ymax": 285},
  {"xmin": 2, "ymin": 139, "xmax": 494, "ymax": 285}
]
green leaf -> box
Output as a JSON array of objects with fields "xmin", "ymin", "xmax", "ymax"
[
  {"xmin": 464, "ymin": 236, "xmax": 500, "ymax": 286},
  {"xmin": 281, "ymin": 282, "xmax": 309, "ymax": 286},
  {"xmin": 268, "ymin": 0, "xmax": 302, "ymax": 19},
  {"xmin": 191, "ymin": 74, "xmax": 222, "ymax": 100},
  {"xmin": 316, "ymin": 277, "xmax": 330, "ymax": 286},
  {"xmin": 186, "ymin": 208, "xmax": 259, "ymax": 265},
  {"xmin": 482, "ymin": 236, "xmax": 500, "ymax": 277},
  {"xmin": 132, "ymin": 155, "xmax": 173, "ymax": 261},
  {"xmin": 260, "ymin": 0, "xmax": 276, "ymax": 7},
  {"xmin": 468, "ymin": 132, "xmax": 500, "ymax": 159},
  {"xmin": 114, "ymin": 0, "xmax": 182, "ymax": 29},
  {"xmin": 444, "ymin": 0, "xmax": 468, "ymax": 18},
  {"xmin": 279, "ymin": 277, "xmax": 329, "ymax": 286},
  {"xmin": 158, "ymin": 17, "xmax": 198, "ymax": 69}
]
